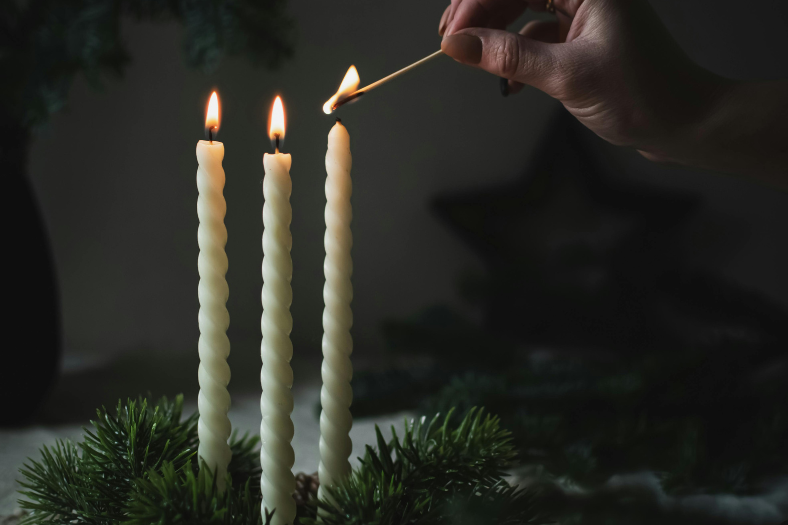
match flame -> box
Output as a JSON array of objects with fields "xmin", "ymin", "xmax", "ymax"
[
  {"xmin": 268, "ymin": 96, "xmax": 286, "ymax": 142},
  {"xmin": 205, "ymin": 91, "xmax": 220, "ymax": 132},
  {"xmin": 323, "ymin": 66, "xmax": 360, "ymax": 114}
]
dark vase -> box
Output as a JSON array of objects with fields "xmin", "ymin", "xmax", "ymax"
[{"xmin": 2, "ymin": 126, "xmax": 61, "ymax": 425}]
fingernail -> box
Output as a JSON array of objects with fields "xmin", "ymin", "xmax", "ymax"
[
  {"xmin": 509, "ymin": 81, "xmax": 525, "ymax": 95},
  {"xmin": 441, "ymin": 34, "xmax": 482, "ymax": 65},
  {"xmin": 499, "ymin": 77, "xmax": 509, "ymax": 97}
]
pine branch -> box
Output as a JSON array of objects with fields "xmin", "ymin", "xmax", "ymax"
[
  {"xmin": 419, "ymin": 348, "xmax": 788, "ymax": 495},
  {"xmin": 304, "ymin": 408, "xmax": 548, "ymax": 525},
  {"xmin": 17, "ymin": 395, "xmax": 271, "ymax": 525},
  {"xmin": 127, "ymin": 461, "xmax": 272, "ymax": 525},
  {"xmin": 17, "ymin": 440, "xmax": 105, "ymax": 525},
  {"xmin": 81, "ymin": 395, "xmax": 198, "ymax": 497},
  {"xmin": 18, "ymin": 395, "xmax": 200, "ymax": 525},
  {"xmin": 228, "ymin": 431, "xmax": 262, "ymax": 495}
]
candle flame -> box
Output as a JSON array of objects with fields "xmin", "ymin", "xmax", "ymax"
[
  {"xmin": 323, "ymin": 66, "xmax": 360, "ymax": 114},
  {"xmin": 268, "ymin": 96, "xmax": 286, "ymax": 144},
  {"xmin": 205, "ymin": 91, "xmax": 220, "ymax": 133}
]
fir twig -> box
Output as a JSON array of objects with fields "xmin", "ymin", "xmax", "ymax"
[
  {"xmin": 305, "ymin": 407, "xmax": 548, "ymax": 525},
  {"xmin": 127, "ymin": 461, "xmax": 272, "ymax": 525},
  {"xmin": 16, "ymin": 394, "xmax": 279, "ymax": 525}
]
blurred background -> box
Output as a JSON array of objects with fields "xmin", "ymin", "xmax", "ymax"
[{"xmin": 3, "ymin": 0, "xmax": 788, "ymax": 521}]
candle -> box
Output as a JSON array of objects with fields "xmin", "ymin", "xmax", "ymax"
[
  {"xmin": 260, "ymin": 96, "xmax": 296, "ymax": 525},
  {"xmin": 317, "ymin": 67, "xmax": 361, "ymax": 501},
  {"xmin": 196, "ymin": 91, "xmax": 232, "ymax": 492},
  {"xmin": 318, "ymin": 118, "xmax": 354, "ymax": 501}
]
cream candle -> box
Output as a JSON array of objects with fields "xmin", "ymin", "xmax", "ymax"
[
  {"xmin": 260, "ymin": 96, "xmax": 297, "ymax": 525},
  {"xmin": 318, "ymin": 119, "xmax": 354, "ymax": 501},
  {"xmin": 196, "ymin": 91, "xmax": 232, "ymax": 492}
]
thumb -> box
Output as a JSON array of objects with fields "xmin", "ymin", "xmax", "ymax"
[{"xmin": 442, "ymin": 29, "xmax": 562, "ymax": 96}]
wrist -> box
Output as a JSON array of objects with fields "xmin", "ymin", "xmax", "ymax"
[
  {"xmin": 680, "ymin": 78, "xmax": 742, "ymax": 168},
  {"xmin": 643, "ymin": 74, "xmax": 736, "ymax": 167},
  {"xmin": 644, "ymin": 78, "xmax": 788, "ymax": 185}
]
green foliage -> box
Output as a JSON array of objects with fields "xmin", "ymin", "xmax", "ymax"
[
  {"xmin": 420, "ymin": 348, "xmax": 788, "ymax": 495},
  {"xmin": 228, "ymin": 432, "xmax": 263, "ymax": 495},
  {"xmin": 18, "ymin": 396, "xmax": 545, "ymax": 525},
  {"xmin": 303, "ymin": 408, "xmax": 547, "ymax": 525},
  {"xmin": 17, "ymin": 439, "xmax": 107, "ymax": 524},
  {"xmin": 17, "ymin": 395, "xmax": 263, "ymax": 525},
  {"xmin": 82, "ymin": 395, "xmax": 199, "ymax": 497},
  {"xmin": 1, "ymin": 0, "xmax": 294, "ymax": 128},
  {"xmin": 127, "ymin": 461, "xmax": 272, "ymax": 525}
]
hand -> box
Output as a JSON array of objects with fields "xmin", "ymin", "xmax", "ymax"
[{"xmin": 439, "ymin": 0, "xmax": 728, "ymax": 163}]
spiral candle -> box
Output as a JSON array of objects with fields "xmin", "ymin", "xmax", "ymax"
[
  {"xmin": 260, "ymin": 148, "xmax": 297, "ymax": 525},
  {"xmin": 196, "ymin": 139, "xmax": 232, "ymax": 493},
  {"xmin": 318, "ymin": 120, "xmax": 354, "ymax": 501}
]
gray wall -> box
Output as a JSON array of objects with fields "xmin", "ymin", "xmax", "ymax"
[{"xmin": 29, "ymin": 0, "xmax": 788, "ymax": 385}]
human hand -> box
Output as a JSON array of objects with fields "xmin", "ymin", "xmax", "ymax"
[{"xmin": 439, "ymin": 0, "xmax": 729, "ymax": 164}]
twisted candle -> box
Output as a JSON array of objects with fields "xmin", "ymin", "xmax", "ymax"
[
  {"xmin": 260, "ymin": 152, "xmax": 297, "ymax": 525},
  {"xmin": 196, "ymin": 140, "xmax": 232, "ymax": 492},
  {"xmin": 318, "ymin": 120, "xmax": 354, "ymax": 501}
]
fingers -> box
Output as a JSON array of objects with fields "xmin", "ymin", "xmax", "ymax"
[
  {"xmin": 508, "ymin": 20, "xmax": 560, "ymax": 95},
  {"xmin": 521, "ymin": 19, "xmax": 561, "ymax": 43},
  {"xmin": 444, "ymin": 0, "xmax": 463, "ymax": 36},
  {"xmin": 442, "ymin": 28, "xmax": 563, "ymax": 96},
  {"xmin": 440, "ymin": 0, "xmax": 586, "ymax": 36},
  {"xmin": 445, "ymin": 0, "xmax": 529, "ymax": 35},
  {"xmin": 439, "ymin": 5, "xmax": 451, "ymax": 35}
]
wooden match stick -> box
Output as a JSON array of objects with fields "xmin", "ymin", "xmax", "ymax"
[{"xmin": 332, "ymin": 50, "xmax": 444, "ymax": 111}]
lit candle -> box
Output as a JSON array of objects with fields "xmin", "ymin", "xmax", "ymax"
[
  {"xmin": 196, "ymin": 91, "xmax": 232, "ymax": 492},
  {"xmin": 260, "ymin": 96, "xmax": 296, "ymax": 525},
  {"xmin": 318, "ymin": 68, "xmax": 359, "ymax": 501}
]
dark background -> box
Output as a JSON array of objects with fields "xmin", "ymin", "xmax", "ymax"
[{"xmin": 24, "ymin": 0, "xmax": 788, "ymax": 412}]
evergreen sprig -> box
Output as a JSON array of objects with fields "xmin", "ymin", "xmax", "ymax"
[
  {"xmin": 127, "ymin": 461, "xmax": 272, "ymax": 525},
  {"xmin": 17, "ymin": 396, "xmax": 546, "ymax": 524},
  {"xmin": 17, "ymin": 395, "xmax": 262, "ymax": 525},
  {"xmin": 17, "ymin": 439, "xmax": 105, "ymax": 524},
  {"xmin": 82, "ymin": 395, "xmax": 199, "ymax": 498},
  {"xmin": 305, "ymin": 408, "xmax": 547, "ymax": 525}
]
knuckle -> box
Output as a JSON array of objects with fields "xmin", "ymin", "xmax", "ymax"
[{"xmin": 495, "ymin": 34, "xmax": 522, "ymax": 78}]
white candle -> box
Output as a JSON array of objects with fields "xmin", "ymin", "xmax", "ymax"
[
  {"xmin": 318, "ymin": 118, "xmax": 354, "ymax": 501},
  {"xmin": 196, "ymin": 91, "xmax": 232, "ymax": 493},
  {"xmin": 260, "ymin": 96, "xmax": 296, "ymax": 525}
]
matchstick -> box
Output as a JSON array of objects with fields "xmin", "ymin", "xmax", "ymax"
[{"xmin": 332, "ymin": 50, "xmax": 444, "ymax": 111}]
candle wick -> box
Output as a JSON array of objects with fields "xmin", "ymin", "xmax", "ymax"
[{"xmin": 275, "ymin": 133, "xmax": 280, "ymax": 154}]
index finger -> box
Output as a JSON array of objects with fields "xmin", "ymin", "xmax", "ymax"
[{"xmin": 446, "ymin": 0, "xmax": 532, "ymax": 34}]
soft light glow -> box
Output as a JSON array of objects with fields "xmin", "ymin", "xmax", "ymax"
[
  {"xmin": 205, "ymin": 91, "xmax": 220, "ymax": 132},
  {"xmin": 268, "ymin": 96, "xmax": 286, "ymax": 143},
  {"xmin": 323, "ymin": 66, "xmax": 360, "ymax": 114}
]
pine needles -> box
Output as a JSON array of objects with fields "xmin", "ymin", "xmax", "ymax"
[
  {"xmin": 17, "ymin": 398, "xmax": 543, "ymax": 525},
  {"xmin": 17, "ymin": 395, "xmax": 265, "ymax": 525},
  {"xmin": 303, "ymin": 408, "xmax": 546, "ymax": 525},
  {"xmin": 127, "ymin": 462, "xmax": 271, "ymax": 525}
]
